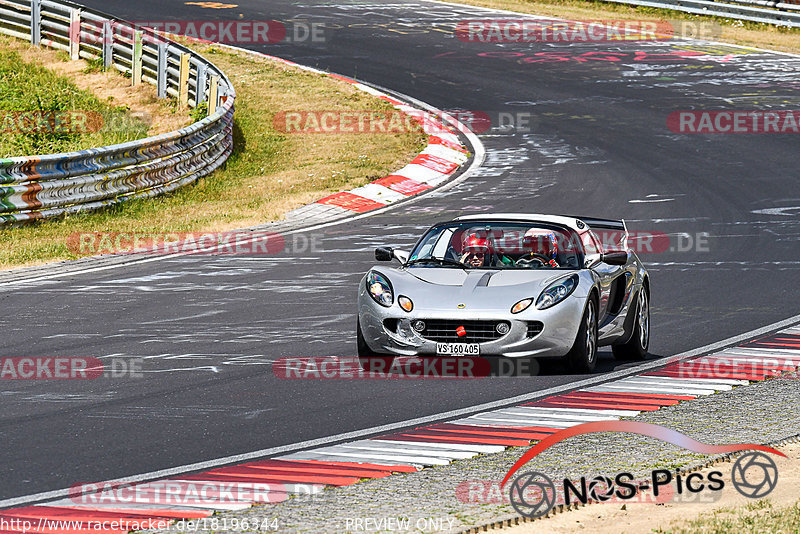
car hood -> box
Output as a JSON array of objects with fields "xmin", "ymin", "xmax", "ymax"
[{"xmin": 369, "ymin": 266, "xmax": 579, "ymax": 312}]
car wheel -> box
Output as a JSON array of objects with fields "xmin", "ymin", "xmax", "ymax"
[
  {"xmin": 612, "ymin": 288, "xmax": 650, "ymax": 361},
  {"xmin": 565, "ymin": 298, "xmax": 598, "ymax": 373},
  {"xmin": 357, "ymin": 318, "xmax": 395, "ymax": 371}
]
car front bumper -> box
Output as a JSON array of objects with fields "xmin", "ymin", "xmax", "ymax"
[{"xmin": 358, "ymin": 290, "xmax": 586, "ymax": 358}]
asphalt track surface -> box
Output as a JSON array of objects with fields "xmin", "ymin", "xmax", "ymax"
[{"xmin": 1, "ymin": 0, "xmax": 799, "ymax": 503}]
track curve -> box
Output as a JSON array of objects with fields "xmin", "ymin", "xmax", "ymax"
[{"xmin": 1, "ymin": 0, "xmax": 798, "ymax": 502}]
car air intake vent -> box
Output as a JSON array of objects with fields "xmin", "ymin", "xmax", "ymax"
[
  {"xmin": 418, "ymin": 320, "xmax": 510, "ymax": 343},
  {"xmin": 527, "ymin": 321, "xmax": 544, "ymax": 338}
]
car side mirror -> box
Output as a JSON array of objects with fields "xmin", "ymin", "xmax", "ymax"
[
  {"xmin": 602, "ymin": 251, "xmax": 628, "ymax": 265},
  {"xmin": 375, "ymin": 247, "xmax": 393, "ymax": 261},
  {"xmin": 375, "ymin": 247, "xmax": 409, "ymax": 263},
  {"xmin": 584, "ymin": 252, "xmax": 602, "ymax": 268}
]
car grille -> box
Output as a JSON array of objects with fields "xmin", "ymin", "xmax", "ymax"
[
  {"xmin": 417, "ymin": 320, "xmax": 510, "ymax": 343},
  {"xmin": 527, "ymin": 321, "xmax": 544, "ymax": 338}
]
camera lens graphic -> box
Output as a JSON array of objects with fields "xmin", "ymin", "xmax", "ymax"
[
  {"xmin": 508, "ymin": 471, "xmax": 557, "ymax": 518},
  {"xmin": 587, "ymin": 476, "xmax": 615, "ymax": 502},
  {"xmin": 730, "ymin": 451, "xmax": 778, "ymax": 499}
]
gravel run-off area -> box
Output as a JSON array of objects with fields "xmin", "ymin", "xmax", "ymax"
[{"xmin": 145, "ymin": 374, "xmax": 800, "ymax": 533}]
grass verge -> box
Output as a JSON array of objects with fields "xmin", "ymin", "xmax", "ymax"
[
  {"xmin": 654, "ymin": 499, "xmax": 800, "ymax": 533},
  {"xmin": 0, "ymin": 42, "xmax": 426, "ymax": 270},
  {"xmin": 0, "ymin": 37, "xmax": 152, "ymax": 157},
  {"xmin": 441, "ymin": 0, "xmax": 800, "ymax": 53}
]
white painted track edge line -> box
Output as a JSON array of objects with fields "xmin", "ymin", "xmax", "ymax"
[
  {"xmin": 375, "ymin": 441, "xmax": 504, "ymax": 453},
  {"xmin": 489, "ymin": 407, "xmax": 620, "ymax": 419},
  {"xmin": 494, "ymin": 406, "xmax": 640, "ymax": 417},
  {"xmin": 2, "ymin": 313, "xmax": 798, "ymax": 509}
]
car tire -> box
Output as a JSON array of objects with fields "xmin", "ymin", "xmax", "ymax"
[
  {"xmin": 357, "ymin": 318, "xmax": 395, "ymax": 371},
  {"xmin": 565, "ymin": 298, "xmax": 598, "ymax": 373},
  {"xmin": 612, "ymin": 288, "xmax": 650, "ymax": 361}
]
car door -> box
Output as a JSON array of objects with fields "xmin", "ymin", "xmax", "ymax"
[{"xmin": 582, "ymin": 229, "xmax": 627, "ymax": 325}]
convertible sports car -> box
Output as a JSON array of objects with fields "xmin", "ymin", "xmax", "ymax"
[{"xmin": 357, "ymin": 214, "xmax": 650, "ymax": 373}]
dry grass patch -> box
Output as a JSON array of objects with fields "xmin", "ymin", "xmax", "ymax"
[
  {"xmin": 0, "ymin": 35, "xmax": 173, "ymax": 157},
  {"xmin": 653, "ymin": 499, "xmax": 800, "ymax": 533},
  {"xmin": 2, "ymin": 36, "xmax": 192, "ymax": 136}
]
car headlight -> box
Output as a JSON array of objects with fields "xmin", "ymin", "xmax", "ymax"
[
  {"xmin": 536, "ymin": 274, "xmax": 579, "ymax": 310},
  {"xmin": 511, "ymin": 298, "xmax": 533, "ymax": 314},
  {"xmin": 367, "ymin": 271, "xmax": 393, "ymax": 307}
]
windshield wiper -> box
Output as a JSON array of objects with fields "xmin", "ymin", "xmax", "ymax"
[{"xmin": 406, "ymin": 257, "xmax": 465, "ymax": 268}]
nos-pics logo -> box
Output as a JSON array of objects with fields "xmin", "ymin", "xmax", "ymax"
[{"xmin": 501, "ymin": 421, "xmax": 782, "ymax": 519}]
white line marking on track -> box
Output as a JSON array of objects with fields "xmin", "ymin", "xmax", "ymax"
[
  {"xmin": 500, "ymin": 406, "xmax": 639, "ymax": 417},
  {"xmin": 497, "ymin": 408, "xmax": 619, "ymax": 421},
  {"xmin": 456, "ymin": 415, "xmax": 576, "ymax": 428},
  {"xmin": 628, "ymin": 375, "xmax": 748, "ymax": 386},
  {"xmin": 336, "ymin": 443, "xmax": 476, "ymax": 460},
  {"xmin": 618, "ymin": 378, "xmax": 733, "ymax": 391},
  {"xmin": 281, "ymin": 450, "xmax": 449, "ymax": 466},
  {"xmin": 375, "ymin": 441, "xmax": 505, "ymax": 454},
  {"xmin": 721, "ymin": 347, "xmax": 800, "ymax": 357},
  {"xmin": 589, "ymin": 384, "xmax": 716, "ymax": 395}
]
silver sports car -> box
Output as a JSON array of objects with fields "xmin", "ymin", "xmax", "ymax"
[{"xmin": 357, "ymin": 214, "xmax": 650, "ymax": 373}]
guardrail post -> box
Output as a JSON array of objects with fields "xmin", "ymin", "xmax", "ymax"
[
  {"xmin": 0, "ymin": 0, "xmax": 236, "ymax": 225},
  {"xmin": 178, "ymin": 53, "xmax": 190, "ymax": 108},
  {"xmin": 30, "ymin": 0, "xmax": 41, "ymax": 45},
  {"xmin": 208, "ymin": 75, "xmax": 219, "ymax": 115},
  {"xmin": 102, "ymin": 21, "xmax": 113, "ymax": 70},
  {"xmin": 69, "ymin": 8, "xmax": 81, "ymax": 60},
  {"xmin": 132, "ymin": 30, "xmax": 143, "ymax": 85},
  {"xmin": 157, "ymin": 42, "xmax": 168, "ymax": 98},
  {"xmin": 195, "ymin": 63, "xmax": 208, "ymax": 107}
]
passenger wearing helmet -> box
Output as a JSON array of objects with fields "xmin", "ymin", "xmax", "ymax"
[
  {"xmin": 516, "ymin": 228, "xmax": 560, "ymax": 268},
  {"xmin": 459, "ymin": 233, "xmax": 514, "ymax": 268}
]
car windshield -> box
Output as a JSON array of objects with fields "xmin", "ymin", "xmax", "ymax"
[{"xmin": 407, "ymin": 221, "xmax": 585, "ymax": 270}]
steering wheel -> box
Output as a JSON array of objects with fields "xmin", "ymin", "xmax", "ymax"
[{"xmin": 515, "ymin": 253, "xmax": 554, "ymax": 267}]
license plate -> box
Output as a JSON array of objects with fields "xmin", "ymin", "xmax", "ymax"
[{"xmin": 436, "ymin": 343, "xmax": 480, "ymax": 356}]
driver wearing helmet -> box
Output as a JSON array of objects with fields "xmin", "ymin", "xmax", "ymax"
[
  {"xmin": 460, "ymin": 235, "xmax": 491, "ymax": 268},
  {"xmin": 516, "ymin": 228, "xmax": 560, "ymax": 268}
]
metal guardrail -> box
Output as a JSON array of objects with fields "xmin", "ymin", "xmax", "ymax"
[
  {"xmin": 601, "ymin": 0, "xmax": 800, "ymax": 27},
  {"xmin": 0, "ymin": 0, "xmax": 235, "ymax": 224}
]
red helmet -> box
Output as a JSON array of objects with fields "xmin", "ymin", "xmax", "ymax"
[{"xmin": 463, "ymin": 235, "xmax": 491, "ymax": 254}]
